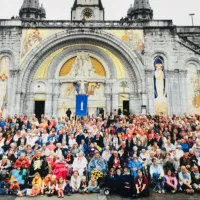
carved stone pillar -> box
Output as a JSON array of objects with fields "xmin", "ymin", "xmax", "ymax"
[
  {"xmin": 165, "ymin": 70, "xmax": 174, "ymax": 115},
  {"xmin": 145, "ymin": 70, "xmax": 154, "ymax": 115},
  {"xmin": 53, "ymin": 94, "xmax": 59, "ymax": 117},
  {"xmin": 179, "ymin": 70, "xmax": 188, "ymax": 114},
  {"xmin": 105, "ymin": 94, "xmax": 111, "ymax": 115},
  {"xmin": 15, "ymin": 92, "xmax": 21, "ymax": 115},
  {"xmin": 45, "ymin": 94, "xmax": 53, "ymax": 117},
  {"xmin": 112, "ymin": 93, "xmax": 119, "ymax": 112},
  {"xmin": 104, "ymin": 81, "xmax": 112, "ymax": 114},
  {"xmin": 129, "ymin": 93, "xmax": 141, "ymax": 114},
  {"xmin": 26, "ymin": 93, "xmax": 35, "ymax": 116},
  {"xmin": 8, "ymin": 70, "xmax": 20, "ymax": 116},
  {"xmin": 45, "ymin": 79, "xmax": 54, "ymax": 117}
]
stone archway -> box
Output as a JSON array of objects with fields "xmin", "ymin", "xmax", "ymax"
[{"xmin": 16, "ymin": 29, "xmax": 145, "ymax": 116}]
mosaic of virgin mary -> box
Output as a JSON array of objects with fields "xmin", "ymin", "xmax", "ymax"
[{"xmin": 154, "ymin": 56, "xmax": 168, "ymax": 115}]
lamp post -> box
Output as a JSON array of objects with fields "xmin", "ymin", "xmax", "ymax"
[{"xmin": 189, "ymin": 13, "xmax": 195, "ymax": 26}]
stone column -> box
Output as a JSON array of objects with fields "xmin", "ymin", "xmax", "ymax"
[
  {"xmin": 105, "ymin": 94, "xmax": 111, "ymax": 115},
  {"xmin": 112, "ymin": 93, "xmax": 119, "ymax": 112},
  {"xmin": 179, "ymin": 70, "xmax": 188, "ymax": 114},
  {"xmin": 104, "ymin": 81, "xmax": 112, "ymax": 115},
  {"xmin": 165, "ymin": 71, "xmax": 174, "ymax": 116},
  {"xmin": 15, "ymin": 92, "xmax": 21, "ymax": 115},
  {"xmin": 45, "ymin": 94, "xmax": 53, "ymax": 117},
  {"xmin": 53, "ymin": 94, "xmax": 59, "ymax": 117},
  {"xmin": 25, "ymin": 93, "xmax": 35, "ymax": 116},
  {"xmin": 129, "ymin": 93, "xmax": 141, "ymax": 114},
  {"xmin": 8, "ymin": 70, "xmax": 20, "ymax": 116},
  {"xmin": 145, "ymin": 70, "xmax": 154, "ymax": 115},
  {"xmin": 45, "ymin": 79, "xmax": 54, "ymax": 117},
  {"xmin": 172, "ymin": 70, "xmax": 182, "ymax": 115}
]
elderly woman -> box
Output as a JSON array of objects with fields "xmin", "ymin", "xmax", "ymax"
[
  {"xmin": 53, "ymin": 155, "xmax": 68, "ymax": 180},
  {"xmin": 178, "ymin": 166, "xmax": 194, "ymax": 194},
  {"xmin": 0, "ymin": 156, "xmax": 11, "ymax": 180},
  {"xmin": 88, "ymin": 151, "xmax": 106, "ymax": 174},
  {"xmin": 55, "ymin": 143, "xmax": 64, "ymax": 158},
  {"xmin": 102, "ymin": 146, "xmax": 111, "ymax": 162},
  {"xmin": 71, "ymin": 142, "xmax": 80, "ymax": 158},
  {"xmin": 72, "ymin": 151, "xmax": 88, "ymax": 176}
]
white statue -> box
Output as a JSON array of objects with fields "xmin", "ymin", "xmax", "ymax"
[
  {"xmin": 79, "ymin": 80, "xmax": 88, "ymax": 94},
  {"xmin": 67, "ymin": 52, "xmax": 104, "ymax": 79}
]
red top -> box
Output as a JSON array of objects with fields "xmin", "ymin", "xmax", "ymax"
[{"xmin": 135, "ymin": 176, "xmax": 148, "ymax": 191}]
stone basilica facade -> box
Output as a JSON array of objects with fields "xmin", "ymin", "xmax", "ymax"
[{"xmin": 0, "ymin": 0, "xmax": 200, "ymax": 118}]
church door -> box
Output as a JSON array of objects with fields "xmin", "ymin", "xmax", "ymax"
[
  {"xmin": 123, "ymin": 100, "xmax": 129, "ymax": 115},
  {"xmin": 35, "ymin": 101, "xmax": 45, "ymax": 121}
]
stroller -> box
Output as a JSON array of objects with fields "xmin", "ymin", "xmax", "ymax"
[{"xmin": 104, "ymin": 174, "xmax": 133, "ymax": 197}]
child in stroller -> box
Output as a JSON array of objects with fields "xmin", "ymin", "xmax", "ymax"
[{"xmin": 104, "ymin": 168, "xmax": 133, "ymax": 197}]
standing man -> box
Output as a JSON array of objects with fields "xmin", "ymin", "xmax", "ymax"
[{"xmin": 66, "ymin": 108, "xmax": 72, "ymax": 119}]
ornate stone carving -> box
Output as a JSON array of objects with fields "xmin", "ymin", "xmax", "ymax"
[
  {"xmin": 65, "ymin": 52, "xmax": 105, "ymax": 79},
  {"xmin": 9, "ymin": 69, "xmax": 20, "ymax": 78}
]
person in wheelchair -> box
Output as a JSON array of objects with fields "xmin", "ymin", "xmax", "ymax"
[
  {"xmin": 88, "ymin": 151, "xmax": 107, "ymax": 174},
  {"xmin": 128, "ymin": 154, "xmax": 143, "ymax": 179},
  {"xmin": 133, "ymin": 170, "xmax": 149, "ymax": 198},
  {"xmin": 72, "ymin": 151, "xmax": 88, "ymax": 176},
  {"xmin": 150, "ymin": 158, "xmax": 165, "ymax": 193}
]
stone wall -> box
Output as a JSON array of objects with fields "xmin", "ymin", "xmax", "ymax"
[
  {"xmin": 0, "ymin": 19, "xmax": 200, "ymax": 116},
  {"xmin": 0, "ymin": 22, "xmax": 22, "ymax": 116}
]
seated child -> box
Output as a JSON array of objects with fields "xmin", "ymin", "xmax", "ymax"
[
  {"xmin": 32, "ymin": 173, "xmax": 42, "ymax": 191},
  {"xmin": 56, "ymin": 177, "xmax": 66, "ymax": 198},
  {"xmin": 10, "ymin": 179, "xmax": 20, "ymax": 195},
  {"xmin": 0, "ymin": 178, "xmax": 10, "ymax": 195},
  {"xmin": 115, "ymin": 168, "xmax": 122, "ymax": 179},
  {"xmin": 79, "ymin": 176, "xmax": 88, "ymax": 194},
  {"xmin": 109, "ymin": 168, "xmax": 115, "ymax": 178},
  {"xmin": 123, "ymin": 167, "xmax": 130, "ymax": 175},
  {"xmin": 48, "ymin": 175, "xmax": 57, "ymax": 196},
  {"xmin": 41, "ymin": 174, "xmax": 51, "ymax": 195},
  {"xmin": 29, "ymin": 184, "xmax": 40, "ymax": 196},
  {"xmin": 87, "ymin": 175, "xmax": 99, "ymax": 193},
  {"xmin": 64, "ymin": 176, "xmax": 72, "ymax": 196}
]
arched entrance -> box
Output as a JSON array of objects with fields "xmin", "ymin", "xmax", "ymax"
[{"xmin": 16, "ymin": 29, "xmax": 145, "ymax": 117}]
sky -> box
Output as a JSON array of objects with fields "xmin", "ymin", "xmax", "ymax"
[{"xmin": 0, "ymin": 0, "xmax": 200, "ymax": 26}]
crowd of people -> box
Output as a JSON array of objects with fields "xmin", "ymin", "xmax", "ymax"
[{"xmin": 0, "ymin": 112, "xmax": 199, "ymax": 198}]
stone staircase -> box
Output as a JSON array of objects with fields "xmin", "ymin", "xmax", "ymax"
[{"xmin": 176, "ymin": 35, "xmax": 200, "ymax": 55}]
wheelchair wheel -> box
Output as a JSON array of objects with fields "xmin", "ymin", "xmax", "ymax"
[{"xmin": 104, "ymin": 189, "xmax": 110, "ymax": 196}]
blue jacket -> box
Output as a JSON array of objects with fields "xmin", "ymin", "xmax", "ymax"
[
  {"xmin": 128, "ymin": 159, "xmax": 143, "ymax": 171},
  {"xmin": 0, "ymin": 121, "xmax": 6, "ymax": 129},
  {"xmin": 88, "ymin": 157, "xmax": 107, "ymax": 173}
]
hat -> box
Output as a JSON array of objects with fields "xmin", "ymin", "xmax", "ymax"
[{"xmin": 177, "ymin": 145, "xmax": 182, "ymax": 149}]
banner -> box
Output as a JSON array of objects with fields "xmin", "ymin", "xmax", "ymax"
[{"xmin": 76, "ymin": 95, "xmax": 88, "ymax": 116}]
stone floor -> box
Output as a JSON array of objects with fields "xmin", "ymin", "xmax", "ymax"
[{"xmin": 12, "ymin": 192, "xmax": 200, "ymax": 200}]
